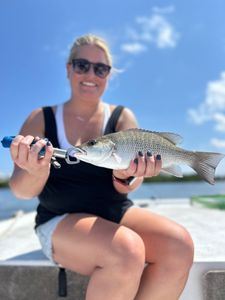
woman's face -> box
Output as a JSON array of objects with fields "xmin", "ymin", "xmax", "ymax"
[{"xmin": 67, "ymin": 44, "xmax": 110, "ymax": 101}]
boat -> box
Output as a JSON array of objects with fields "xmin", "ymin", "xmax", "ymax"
[
  {"xmin": 191, "ymin": 194, "xmax": 225, "ymax": 210},
  {"xmin": 1, "ymin": 198, "xmax": 225, "ymax": 299}
]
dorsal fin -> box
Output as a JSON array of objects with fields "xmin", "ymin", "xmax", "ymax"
[
  {"xmin": 157, "ymin": 132, "xmax": 183, "ymax": 145},
  {"xmin": 124, "ymin": 128, "xmax": 183, "ymax": 145}
]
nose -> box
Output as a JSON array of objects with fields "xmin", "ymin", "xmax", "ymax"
[{"xmin": 86, "ymin": 64, "xmax": 96, "ymax": 76}]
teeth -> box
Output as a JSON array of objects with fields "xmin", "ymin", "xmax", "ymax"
[{"xmin": 81, "ymin": 82, "xmax": 96, "ymax": 87}]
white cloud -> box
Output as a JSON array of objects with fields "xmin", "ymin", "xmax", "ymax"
[
  {"xmin": 120, "ymin": 42, "xmax": 147, "ymax": 54},
  {"xmin": 121, "ymin": 7, "xmax": 179, "ymax": 54},
  {"xmin": 206, "ymin": 72, "xmax": 225, "ymax": 110},
  {"xmin": 213, "ymin": 113, "xmax": 225, "ymax": 132},
  {"xmin": 188, "ymin": 71, "xmax": 225, "ymax": 130},
  {"xmin": 211, "ymin": 138, "xmax": 225, "ymax": 148},
  {"xmin": 136, "ymin": 14, "xmax": 179, "ymax": 49},
  {"xmin": 188, "ymin": 71, "xmax": 225, "ymax": 150}
]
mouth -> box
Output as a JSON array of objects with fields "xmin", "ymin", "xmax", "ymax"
[
  {"xmin": 69, "ymin": 147, "xmax": 87, "ymax": 157},
  {"xmin": 81, "ymin": 81, "xmax": 97, "ymax": 87}
]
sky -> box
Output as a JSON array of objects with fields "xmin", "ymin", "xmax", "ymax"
[{"xmin": 0, "ymin": 0, "xmax": 225, "ymax": 177}]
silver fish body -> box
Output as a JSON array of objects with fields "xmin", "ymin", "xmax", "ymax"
[{"xmin": 74, "ymin": 129, "xmax": 225, "ymax": 185}]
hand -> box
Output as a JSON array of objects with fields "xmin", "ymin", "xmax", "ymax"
[
  {"xmin": 10, "ymin": 135, "xmax": 54, "ymax": 176},
  {"xmin": 113, "ymin": 151, "xmax": 162, "ymax": 179}
]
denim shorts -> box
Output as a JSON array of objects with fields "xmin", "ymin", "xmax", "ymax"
[{"xmin": 35, "ymin": 214, "xmax": 68, "ymax": 264}]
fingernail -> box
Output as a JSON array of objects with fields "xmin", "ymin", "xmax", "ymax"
[
  {"xmin": 134, "ymin": 158, "xmax": 138, "ymax": 164},
  {"xmin": 44, "ymin": 139, "xmax": 51, "ymax": 146},
  {"xmin": 138, "ymin": 151, "xmax": 143, "ymax": 157},
  {"xmin": 156, "ymin": 154, "xmax": 161, "ymax": 160},
  {"xmin": 147, "ymin": 151, "xmax": 152, "ymax": 157}
]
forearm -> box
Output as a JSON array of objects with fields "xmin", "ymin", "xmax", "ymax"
[
  {"xmin": 112, "ymin": 174, "xmax": 144, "ymax": 194},
  {"xmin": 9, "ymin": 134, "xmax": 54, "ymax": 199},
  {"xmin": 9, "ymin": 168, "xmax": 49, "ymax": 199}
]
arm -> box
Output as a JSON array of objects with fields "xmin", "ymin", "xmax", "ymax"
[
  {"xmin": 9, "ymin": 108, "xmax": 54, "ymax": 199},
  {"xmin": 112, "ymin": 107, "xmax": 162, "ymax": 194}
]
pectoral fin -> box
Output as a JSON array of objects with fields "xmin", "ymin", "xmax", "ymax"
[
  {"xmin": 161, "ymin": 165, "xmax": 183, "ymax": 177},
  {"xmin": 112, "ymin": 152, "xmax": 122, "ymax": 164}
]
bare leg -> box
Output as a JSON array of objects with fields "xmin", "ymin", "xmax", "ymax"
[
  {"xmin": 52, "ymin": 213, "xmax": 145, "ymax": 300},
  {"xmin": 121, "ymin": 207, "xmax": 194, "ymax": 300}
]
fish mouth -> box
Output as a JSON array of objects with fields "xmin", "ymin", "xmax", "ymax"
[
  {"xmin": 68, "ymin": 147, "xmax": 87, "ymax": 157},
  {"xmin": 74, "ymin": 147, "xmax": 87, "ymax": 156}
]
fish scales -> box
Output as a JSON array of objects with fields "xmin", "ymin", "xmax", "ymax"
[
  {"xmin": 74, "ymin": 128, "xmax": 225, "ymax": 185},
  {"xmin": 109, "ymin": 130, "xmax": 189, "ymax": 166}
]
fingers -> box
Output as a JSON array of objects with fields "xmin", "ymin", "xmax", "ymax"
[
  {"xmin": 28, "ymin": 138, "xmax": 53, "ymax": 165},
  {"xmin": 10, "ymin": 135, "xmax": 34, "ymax": 164},
  {"xmin": 132, "ymin": 151, "xmax": 162, "ymax": 178},
  {"xmin": 114, "ymin": 151, "xmax": 162, "ymax": 179},
  {"xmin": 154, "ymin": 154, "xmax": 162, "ymax": 175},
  {"xmin": 134, "ymin": 151, "xmax": 146, "ymax": 177},
  {"xmin": 10, "ymin": 135, "xmax": 53, "ymax": 170}
]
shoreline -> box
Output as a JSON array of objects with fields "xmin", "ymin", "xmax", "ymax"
[{"xmin": 1, "ymin": 174, "xmax": 225, "ymax": 188}]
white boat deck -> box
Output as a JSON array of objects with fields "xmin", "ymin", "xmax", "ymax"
[{"xmin": 0, "ymin": 198, "xmax": 225, "ymax": 299}]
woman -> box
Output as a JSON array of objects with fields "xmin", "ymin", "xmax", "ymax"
[{"xmin": 9, "ymin": 34, "xmax": 194, "ymax": 300}]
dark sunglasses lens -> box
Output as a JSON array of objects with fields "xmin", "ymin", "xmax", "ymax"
[
  {"xmin": 72, "ymin": 60, "xmax": 90, "ymax": 73},
  {"xmin": 94, "ymin": 64, "xmax": 111, "ymax": 78}
]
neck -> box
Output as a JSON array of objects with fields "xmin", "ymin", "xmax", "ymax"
[{"xmin": 64, "ymin": 97, "xmax": 104, "ymax": 120}]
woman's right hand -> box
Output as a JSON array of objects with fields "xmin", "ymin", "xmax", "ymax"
[{"xmin": 10, "ymin": 135, "xmax": 54, "ymax": 177}]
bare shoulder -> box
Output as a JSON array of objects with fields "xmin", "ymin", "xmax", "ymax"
[
  {"xmin": 110, "ymin": 105, "xmax": 138, "ymax": 131},
  {"xmin": 20, "ymin": 106, "xmax": 53, "ymax": 137}
]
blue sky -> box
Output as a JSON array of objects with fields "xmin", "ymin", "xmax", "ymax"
[{"xmin": 1, "ymin": 0, "xmax": 225, "ymax": 177}]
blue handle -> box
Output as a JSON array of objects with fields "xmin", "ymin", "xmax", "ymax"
[
  {"xmin": 1, "ymin": 136, "xmax": 47, "ymax": 156},
  {"xmin": 1, "ymin": 136, "xmax": 15, "ymax": 148}
]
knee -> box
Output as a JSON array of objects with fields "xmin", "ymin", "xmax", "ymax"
[
  {"xmin": 168, "ymin": 226, "xmax": 194, "ymax": 272},
  {"xmin": 110, "ymin": 226, "xmax": 145, "ymax": 275}
]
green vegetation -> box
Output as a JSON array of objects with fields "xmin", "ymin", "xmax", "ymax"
[
  {"xmin": 0, "ymin": 178, "xmax": 9, "ymax": 188},
  {"xmin": 0, "ymin": 174, "xmax": 225, "ymax": 188},
  {"xmin": 143, "ymin": 174, "xmax": 225, "ymax": 183},
  {"xmin": 191, "ymin": 194, "xmax": 225, "ymax": 210}
]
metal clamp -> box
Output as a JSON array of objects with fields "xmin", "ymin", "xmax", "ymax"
[{"xmin": 65, "ymin": 148, "xmax": 80, "ymax": 165}]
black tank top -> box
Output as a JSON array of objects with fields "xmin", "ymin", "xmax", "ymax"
[{"xmin": 35, "ymin": 105, "xmax": 133, "ymax": 227}]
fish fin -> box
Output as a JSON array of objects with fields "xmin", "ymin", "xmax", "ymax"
[
  {"xmin": 157, "ymin": 132, "xmax": 183, "ymax": 145},
  {"xmin": 191, "ymin": 152, "xmax": 225, "ymax": 185},
  {"xmin": 161, "ymin": 165, "xmax": 183, "ymax": 177},
  {"xmin": 112, "ymin": 152, "xmax": 122, "ymax": 164},
  {"xmin": 124, "ymin": 128, "xmax": 183, "ymax": 145}
]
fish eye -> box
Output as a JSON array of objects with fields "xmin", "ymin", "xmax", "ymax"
[{"xmin": 87, "ymin": 139, "xmax": 97, "ymax": 146}]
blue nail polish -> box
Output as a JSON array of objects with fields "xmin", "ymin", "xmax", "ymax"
[
  {"xmin": 156, "ymin": 154, "xmax": 161, "ymax": 160},
  {"xmin": 138, "ymin": 151, "xmax": 143, "ymax": 157},
  {"xmin": 134, "ymin": 158, "xmax": 138, "ymax": 164},
  {"xmin": 147, "ymin": 151, "xmax": 152, "ymax": 157}
]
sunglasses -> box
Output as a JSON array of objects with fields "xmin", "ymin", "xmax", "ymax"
[{"xmin": 71, "ymin": 58, "xmax": 111, "ymax": 79}]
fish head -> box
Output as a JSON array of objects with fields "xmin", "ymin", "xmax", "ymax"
[{"xmin": 73, "ymin": 137, "xmax": 116, "ymax": 165}]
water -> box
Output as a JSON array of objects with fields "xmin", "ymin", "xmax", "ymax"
[
  {"xmin": 0, "ymin": 180, "xmax": 225, "ymax": 220},
  {"xmin": 0, "ymin": 189, "xmax": 39, "ymax": 220},
  {"xmin": 130, "ymin": 180, "xmax": 225, "ymax": 199}
]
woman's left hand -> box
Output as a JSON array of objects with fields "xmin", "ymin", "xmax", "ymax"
[{"xmin": 113, "ymin": 151, "xmax": 162, "ymax": 179}]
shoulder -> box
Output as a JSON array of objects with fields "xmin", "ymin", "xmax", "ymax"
[
  {"xmin": 109, "ymin": 104, "xmax": 138, "ymax": 131},
  {"xmin": 20, "ymin": 106, "xmax": 56, "ymax": 137}
]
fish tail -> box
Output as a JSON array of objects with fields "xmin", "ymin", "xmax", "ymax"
[{"xmin": 190, "ymin": 151, "xmax": 225, "ymax": 185}]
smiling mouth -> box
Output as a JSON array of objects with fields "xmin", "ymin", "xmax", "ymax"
[{"xmin": 81, "ymin": 81, "xmax": 97, "ymax": 87}]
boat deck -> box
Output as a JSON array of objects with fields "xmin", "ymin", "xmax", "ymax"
[{"xmin": 0, "ymin": 198, "xmax": 225, "ymax": 299}]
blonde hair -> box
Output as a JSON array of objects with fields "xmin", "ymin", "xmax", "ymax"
[{"xmin": 67, "ymin": 34, "xmax": 113, "ymax": 66}]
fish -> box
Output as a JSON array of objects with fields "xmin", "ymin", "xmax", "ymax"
[{"xmin": 73, "ymin": 128, "xmax": 225, "ymax": 185}]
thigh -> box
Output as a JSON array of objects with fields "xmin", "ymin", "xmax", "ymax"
[
  {"xmin": 120, "ymin": 207, "xmax": 193, "ymax": 263},
  {"xmin": 52, "ymin": 213, "xmax": 130, "ymax": 275}
]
